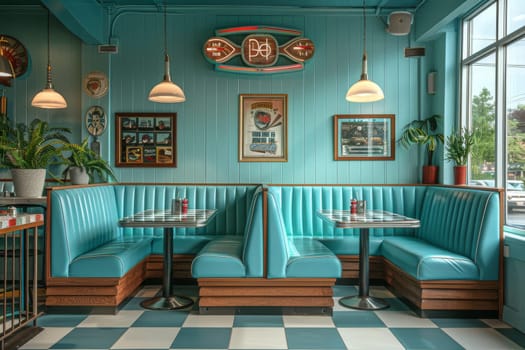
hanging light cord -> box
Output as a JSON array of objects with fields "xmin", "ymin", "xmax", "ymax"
[
  {"xmin": 362, "ymin": 0, "xmax": 366, "ymax": 55},
  {"xmin": 45, "ymin": 10, "xmax": 54, "ymax": 88},
  {"xmin": 360, "ymin": 0, "xmax": 369, "ymax": 80},
  {"xmin": 163, "ymin": 2, "xmax": 167, "ymax": 56}
]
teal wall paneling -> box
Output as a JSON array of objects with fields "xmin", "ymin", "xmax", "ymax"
[
  {"xmin": 1, "ymin": 6, "xmax": 442, "ymax": 185},
  {"xmin": 0, "ymin": 7, "xmax": 82, "ymax": 179},
  {"xmin": 86, "ymin": 9, "xmax": 417, "ymax": 183}
]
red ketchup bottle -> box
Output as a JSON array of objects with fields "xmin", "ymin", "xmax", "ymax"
[
  {"xmin": 350, "ymin": 198, "xmax": 357, "ymax": 214},
  {"xmin": 182, "ymin": 198, "xmax": 188, "ymax": 214}
]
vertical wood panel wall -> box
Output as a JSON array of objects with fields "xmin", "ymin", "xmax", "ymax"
[{"xmin": 0, "ymin": 8, "xmax": 424, "ymax": 185}]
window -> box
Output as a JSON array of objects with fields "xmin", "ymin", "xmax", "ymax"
[{"xmin": 462, "ymin": 0, "xmax": 525, "ymax": 227}]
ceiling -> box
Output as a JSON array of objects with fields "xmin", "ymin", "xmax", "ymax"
[
  {"xmin": 97, "ymin": 0, "xmax": 426, "ymax": 10},
  {"xmin": 3, "ymin": 0, "xmax": 426, "ymax": 11}
]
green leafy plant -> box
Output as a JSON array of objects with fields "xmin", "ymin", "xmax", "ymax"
[
  {"xmin": 0, "ymin": 117, "xmax": 70, "ymax": 171},
  {"xmin": 445, "ymin": 127, "xmax": 476, "ymax": 166},
  {"xmin": 398, "ymin": 114, "xmax": 444, "ymax": 166},
  {"xmin": 61, "ymin": 137, "xmax": 117, "ymax": 183}
]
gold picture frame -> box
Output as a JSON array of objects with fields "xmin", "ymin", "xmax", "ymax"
[{"xmin": 239, "ymin": 94, "xmax": 288, "ymax": 162}]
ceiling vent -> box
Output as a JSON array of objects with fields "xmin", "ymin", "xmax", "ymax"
[{"xmin": 98, "ymin": 44, "xmax": 118, "ymax": 54}]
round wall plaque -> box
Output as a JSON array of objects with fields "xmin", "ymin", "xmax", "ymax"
[{"xmin": 83, "ymin": 71, "xmax": 108, "ymax": 98}]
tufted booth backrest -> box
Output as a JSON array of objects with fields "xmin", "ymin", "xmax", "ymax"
[
  {"xmin": 113, "ymin": 185, "xmax": 259, "ymax": 238},
  {"xmin": 418, "ymin": 187, "xmax": 500, "ymax": 280},
  {"xmin": 50, "ymin": 185, "xmax": 120, "ymax": 277},
  {"xmin": 242, "ymin": 185, "xmax": 264, "ymax": 276},
  {"xmin": 49, "ymin": 184, "xmax": 260, "ymax": 277},
  {"xmin": 267, "ymin": 185, "xmax": 427, "ymax": 238}
]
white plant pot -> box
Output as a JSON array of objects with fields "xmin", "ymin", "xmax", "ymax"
[
  {"xmin": 69, "ymin": 167, "xmax": 90, "ymax": 185},
  {"xmin": 11, "ymin": 168, "xmax": 47, "ymax": 198}
]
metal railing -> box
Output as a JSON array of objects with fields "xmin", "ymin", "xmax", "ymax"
[{"xmin": 0, "ymin": 221, "xmax": 43, "ymax": 349}]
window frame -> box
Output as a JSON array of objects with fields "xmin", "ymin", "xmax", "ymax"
[{"xmin": 461, "ymin": 0, "xmax": 525, "ymax": 227}]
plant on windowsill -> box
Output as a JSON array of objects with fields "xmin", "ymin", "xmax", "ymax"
[
  {"xmin": 445, "ymin": 127, "xmax": 476, "ymax": 185},
  {"xmin": 0, "ymin": 117, "xmax": 70, "ymax": 197},
  {"xmin": 398, "ymin": 114, "xmax": 444, "ymax": 184},
  {"xmin": 61, "ymin": 137, "xmax": 117, "ymax": 185}
]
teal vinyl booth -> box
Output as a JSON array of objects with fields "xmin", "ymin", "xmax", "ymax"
[{"xmin": 266, "ymin": 184, "xmax": 501, "ymax": 316}]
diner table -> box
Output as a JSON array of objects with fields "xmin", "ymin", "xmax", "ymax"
[
  {"xmin": 119, "ymin": 208, "xmax": 217, "ymax": 310},
  {"xmin": 317, "ymin": 209, "xmax": 420, "ymax": 310}
]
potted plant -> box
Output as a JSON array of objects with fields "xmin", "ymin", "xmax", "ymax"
[
  {"xmin": 445, "ymin": 127, "xmax": 476, "ymax": 185},
  {"xmin": 61, "ymin": 138, "xmax": 117, "ymax": 185},
  {"xmin": 0, "ymin": 117, "xmax": 70, "ymax": 197},
  {"xmin": 398, "ymin": 114, "xmax": 444, "ymax": 184}
]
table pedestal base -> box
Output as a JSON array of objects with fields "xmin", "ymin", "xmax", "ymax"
[
  {"xmin": 339, "ymin": 295, "xmax": 389, "ymax": 310},
  {"xmin": 140, "ymin": 295, "xmax": 194, "ymax": 310}
]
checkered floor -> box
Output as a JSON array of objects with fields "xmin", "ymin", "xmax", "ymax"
[{"xmin": 20, "ymin": 285, "xmax": 525, "ymax": 350}]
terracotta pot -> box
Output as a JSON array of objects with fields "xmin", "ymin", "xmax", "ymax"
[
  {"xmin": 422, "ymin": 165, "xmax": 439, "ymax": 184},
  {"xmin": 454, "ymin": 165, "xmax": 467, "ymax": 185}
]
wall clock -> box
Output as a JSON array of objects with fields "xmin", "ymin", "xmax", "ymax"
[
  {"xmin": 0, "ymin": 34, "xmax": 30, "ymax": 86},
  {"xmin": 85, "ymin": 105, "xmax": 107, "ymax": 136}
]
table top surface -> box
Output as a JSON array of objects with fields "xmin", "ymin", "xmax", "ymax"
[
  {"xmin": 317, "ymin": 209, "xmax": 420, "ymax": 229},
  {"xmin": 119, "ymin": 209, "xmax": 218, "ymax": 228},
  {"xmin": 0, "ymin": 196, "xmax": 47, "ymax": 207}
]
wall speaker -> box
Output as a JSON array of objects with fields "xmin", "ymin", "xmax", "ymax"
[
  {"xmin": 427, "ymin": 71, "xmax": 436, "ymax": 95},
  {"xmin": 387, "ymin": 11, "xmax": 413, "ymax": 36}
]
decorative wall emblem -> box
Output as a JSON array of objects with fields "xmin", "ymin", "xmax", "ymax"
[{"xmin": 203, "ymin": 26, "xmax": 315, "ymax": 74}]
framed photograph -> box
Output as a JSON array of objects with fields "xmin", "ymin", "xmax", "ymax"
[
  {"xmin": 239, "ymin": 94, "xmax": 287, "ymax": 162},
  {"xmin": 334, "ymin": 114, "xmax": 395, "ymax": 161},
  {"xmin": 116, "ymin": 113, "xmax": 176, "ymax": 167}
]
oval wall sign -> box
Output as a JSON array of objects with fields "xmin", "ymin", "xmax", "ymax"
[{"xmin": 203, "ymin": 25, "xmax": 315, "ymax": 74}]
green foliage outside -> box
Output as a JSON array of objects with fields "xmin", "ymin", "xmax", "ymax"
[{"xmin": 471, "ymin": 87, "xmax": 525, "ymax": 181}]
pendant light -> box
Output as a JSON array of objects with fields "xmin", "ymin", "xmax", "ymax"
[
  {"xmin": 346, "ymin": 0, "xmax": 384, "ymax": 103},
  {"xmin": 148, "ymin": 2, "xmax": 185, "ymax": 103},
  {"xmin": 31, "ymin": 11, "xmax": 67, "ymax": 109}
]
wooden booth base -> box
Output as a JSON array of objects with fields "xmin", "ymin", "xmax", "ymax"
[
  {"xmin": 197, "ymin": 278, "xmax": 336, "ymax": 315},
  {"xmin": 45, "ymin": 255, "xmax": 499, "ymax": 317},
  {"xmin": 383, "ymin": 260, "xmax": 499, "ymax": 318}
]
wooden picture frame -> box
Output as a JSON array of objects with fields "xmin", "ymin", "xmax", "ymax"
[
  {"xmin": 334, "ymin": 114, "xmax": 395, "ymax": 161},
  {"xmin": 239, "ymin": 94, "xmax": 288, "ymax": 162},
  {"xmin": 115, "ymin": 112, "xmax": 176, "ymax": 167}
]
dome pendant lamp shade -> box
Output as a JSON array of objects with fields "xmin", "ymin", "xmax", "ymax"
[
  {"xmin": 31, "ymin": 11, "xmax": 67, "ymax": 109},
  {"xmin": 148, "ymin": 53, "xmax": 185, "ymax": 103},
  {"xmin": 346, "ymin": 0, "xmax": 384, "ymax": 103},
  {"xmin": 148, "ymin": 3, "xmax": 185, "ymax": 103},
  {"xmin": 346, "ymin": 52, "xmax": 384, "ymax": 102},
  {"xmin": 31, "ymin": 63, "xmax": 67, "ymax": 109}
]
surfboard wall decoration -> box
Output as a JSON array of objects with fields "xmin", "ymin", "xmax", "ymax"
[{"xmin": 203, "ymin": 25, "xmax": 315, "ymax": 74}]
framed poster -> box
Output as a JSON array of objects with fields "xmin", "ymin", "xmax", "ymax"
[
  {"xmin": 115, "ymin": 112, "xmax": 176, "ymax": 167},
  {"xmin": 239, "ymin": 94, "xmax": 287, "ymax": 162},
  {"xmin": 334, "ymin": 114, "xmax": 395, "ymax": 161}
]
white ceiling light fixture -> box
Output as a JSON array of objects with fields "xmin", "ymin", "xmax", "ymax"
[
  {"xmin": 346, "ymin": 0, "xmax": 384, "ymax": 103},
  {"xmin": 31, "ymin": 10, "xmax": 67, "ymax": 109},
  {"xmin": 148, "ymin": 2, "xmax": 186, "ymax": 103}
]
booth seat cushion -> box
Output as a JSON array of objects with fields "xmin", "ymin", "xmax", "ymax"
[
  {"xmin": 285, "ymin": 238, "xmax": 341, "ymax": 278},
  {"xmin": 382, "ymin": 236, "xmax": 480, "ymax": 280},
  {"xmin": 318, "ymin": 237, "xmax": 383, "ymax": 256},
  {"xmin": 192, "ymin": 237, "xmax": 245, "ymax": 278},
  {"xmin": 68, "ymin": 237, "xmax": 153, "ymax": 278},
  {"xmin": 150, "ymin": 235, "xmax": 237, "ymax": 255}
]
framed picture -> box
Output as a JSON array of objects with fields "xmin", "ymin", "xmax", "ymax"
[
  {"xmin": 334, "ymin": 114, "xmax": 395, "ymax": 161},
  {"xmin": 115, "ymin": 113, "xmax": 176, "ymax": 167},
  {"xmin": 239, "ymin": 94, "xmax": 287, "ymax": 162}
]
